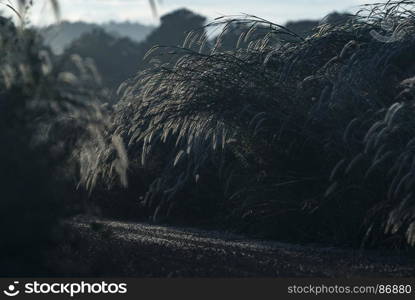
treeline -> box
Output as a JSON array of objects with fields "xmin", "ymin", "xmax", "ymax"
[
  {"xmin": 58, "ymin": 9, "xmax": 207, "ymax": 94},
  {"xmin": 40, "ymin": 21, "xmax": 155, "ymax": 54},
  {"xmin": 56, "ymin": 9, "xmax": 350, "ymax": 96}
]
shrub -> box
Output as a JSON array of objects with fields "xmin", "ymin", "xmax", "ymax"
[
  {"xmin": 112, "ymin": 1, "xmax": 415, "ymax": 249},
  {"xmin": 0, "ymin": 14, "xmax": 127, "ymax": 275}
]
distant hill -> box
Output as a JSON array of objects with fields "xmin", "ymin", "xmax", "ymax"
[{"xmin": 39, "ymin": 21, "xmax": 155, "ymax": 54}]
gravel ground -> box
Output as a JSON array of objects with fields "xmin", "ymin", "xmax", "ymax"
[{"xmin": 54, "ymin": 218, "xmax": 415, "ymax": 277}]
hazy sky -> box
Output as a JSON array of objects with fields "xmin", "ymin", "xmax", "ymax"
[{"xmin": 13, "ymin": 0, "xmax": 382, "ymax": 26}]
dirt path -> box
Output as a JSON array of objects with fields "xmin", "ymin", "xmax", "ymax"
[{"xmin": 62, "ymin": 218, "xmax": 415, "ymax": 277}]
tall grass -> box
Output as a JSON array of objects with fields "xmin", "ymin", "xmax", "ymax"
[
  {"xmin": 0, "ymin": 9, "xmax": 127, "ymax": 274},
  {"xmin": 112, "ymin": 1, "xmax": 415, "ymax": 249}
]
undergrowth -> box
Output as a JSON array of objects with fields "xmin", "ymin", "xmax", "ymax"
[{"xmin": 0, "ymin": 9, "xmax": 127, "ymax": 275}]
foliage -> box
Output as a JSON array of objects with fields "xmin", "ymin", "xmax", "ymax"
[
  {"xmin": 113, "ymin": 1, "xmax": 415, "ymax": 249},
  {"xmin": 0, "ymin": 14, "xmax": 127, "ymax": 275}
]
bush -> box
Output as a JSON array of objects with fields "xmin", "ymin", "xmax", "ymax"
[
  {"xmin": 112, "ymin": 1, "xmax": 415, "ymax": 249},
  {"xmin": 0, "ymin": 15, "xmax": 127, "ymax": 275}
]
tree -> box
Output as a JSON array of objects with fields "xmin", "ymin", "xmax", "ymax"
[{"xmin": 61, "ymin": 29, "xmax": 143, "ymax": 93}]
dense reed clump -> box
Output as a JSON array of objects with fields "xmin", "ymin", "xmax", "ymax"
[
  {"xmin": 0, "ymin": 14, "xmax": 127, "ymax": 275},
  {"xmin": 110, "ymin": 1, "xmax": 415, "ymax": 249}
]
